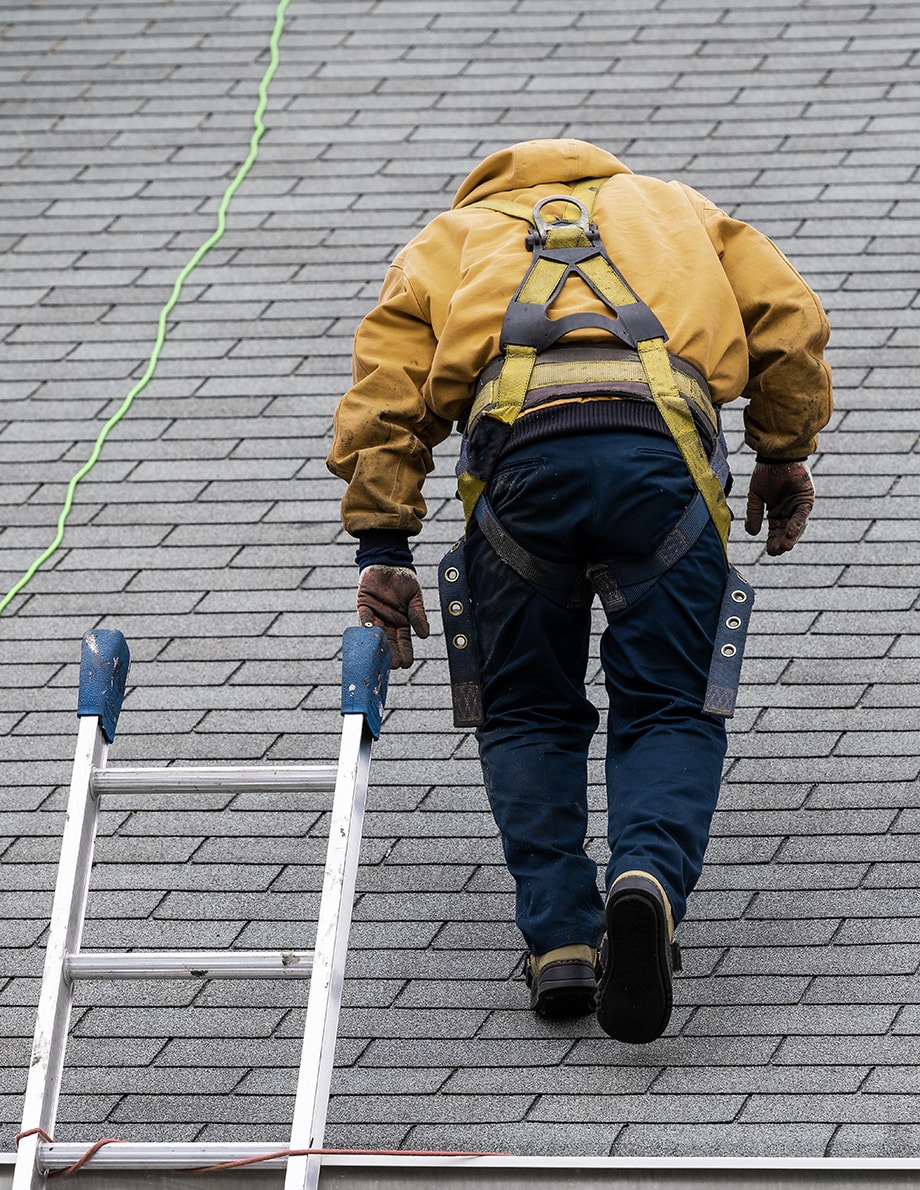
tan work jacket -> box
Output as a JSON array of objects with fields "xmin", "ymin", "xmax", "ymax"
[{"xmin": 328, "ymin": 139, "xmax": 833, "ymax": 537}]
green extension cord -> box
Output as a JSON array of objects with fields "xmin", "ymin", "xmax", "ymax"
[{"xmin": 0, "ymin": 0, "xmax": 293, "ymax": 616}]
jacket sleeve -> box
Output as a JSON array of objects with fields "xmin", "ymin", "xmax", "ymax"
[
  {"xmin": 703, "ymin": 200, "xmax": 833, "ymax": 459},
  {"xmin": 326, "ymin": 261, "xmax": 453, "ymax": 536}
]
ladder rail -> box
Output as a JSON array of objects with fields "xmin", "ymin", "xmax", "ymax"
[
  {"xmin": 284, "ymin": 711, "xmax": 373, "ymax": 1190},
  {"xmin": 13, "ymin": 715, "xmax": 107, "ymax": 1190}
]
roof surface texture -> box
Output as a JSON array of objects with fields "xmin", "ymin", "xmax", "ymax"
[{"xmin": 2, "ymin": 0, "xmax": 920, "ymax": 1164}]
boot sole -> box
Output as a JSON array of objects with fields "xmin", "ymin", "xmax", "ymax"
[{"xmin": 596, "ymin": 885, "xmax": 672, "ymax": 1043}]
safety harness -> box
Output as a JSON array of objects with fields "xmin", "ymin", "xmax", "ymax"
[{"xmin": 439, "ymin": 180, "xmax": 753, "ymax": 727}]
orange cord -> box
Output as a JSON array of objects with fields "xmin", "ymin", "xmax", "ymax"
[
  {"xmin": 49, "ymin": 1139, "xmax": 126, "ymax": 1177},
  {"xmin": 15, "ymin": 1129, "xmax": 53, "ymax": 1144},
  {"xmin": 15, "ymin": 1130, "xmax": 126, "ymax": 1178},
  {"xmin": 185, "ymin": 1146, "xmax": 507, "ymax": 1173}
]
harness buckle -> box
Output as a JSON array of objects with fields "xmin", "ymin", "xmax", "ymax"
[{"xmin": 525, "ymin": 194, "xmax": 599, "ymax": 249}]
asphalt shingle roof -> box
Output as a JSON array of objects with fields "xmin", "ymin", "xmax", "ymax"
[{"xmin": 3, "ymin": 0, "xmax": 920, "ymax": 1166}]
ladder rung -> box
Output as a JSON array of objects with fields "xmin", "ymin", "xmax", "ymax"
[
  {"xmin": 64, "ymin": 950, "xmax": 314, "ymax": 980},
  {"xmin": 91, "ymin": 764, "xmax": 338, "ymax": 796}
]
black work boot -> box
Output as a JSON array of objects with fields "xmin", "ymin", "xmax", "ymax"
[
  {"xmin": 525, "ymin": 944, "xmax": 598, "ymax": 1019},
  {"xmin": 596, "ymin": 871, "xmax": 681, "ymax": 1043}
]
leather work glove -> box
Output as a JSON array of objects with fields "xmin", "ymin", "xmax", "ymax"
[
  {"xmin": 356, "ymin": 565, "xmax": 430, "ymax": 669},
  {"xmin": 744, "ymin": 459, "xmax": 815, "ymax": 556}
]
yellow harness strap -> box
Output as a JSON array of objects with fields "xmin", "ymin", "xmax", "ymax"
[
  {"xmin": 459, "ymin": 468, "xmax": 488, "ymax": 524},
  {"xmin": 459, "ymin": 344, "xmax": 537, "ymax": 516},
  {"xmin": 636, "ymin": 339, "xmax": 732, "ymax": 553}
]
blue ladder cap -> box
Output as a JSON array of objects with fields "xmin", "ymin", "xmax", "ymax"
[
  {"xmin": 340, "ymin": 626, "xmax": 390, "ymax": 739},
  {"xmin": 77, "ymin": 629, "xmax": 131, "ymax": 744}
]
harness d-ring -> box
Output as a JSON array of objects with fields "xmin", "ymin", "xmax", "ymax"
[{"xmin": 529, "ymin": 195, "xmax": 596, "ymax": 246}]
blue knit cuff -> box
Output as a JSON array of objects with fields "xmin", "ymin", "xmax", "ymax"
[{"xmin": 355, "ymin": 530, "xmax": 414, "ymax": 571}]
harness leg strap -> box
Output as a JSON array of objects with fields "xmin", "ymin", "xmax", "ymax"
[
  {"xmin": 703, "ymin": 568, "xmax": 755, "ymax": 717},
  {"xmin": 438, "ymin": 541, "xmax": 485, "ymax": 727}
]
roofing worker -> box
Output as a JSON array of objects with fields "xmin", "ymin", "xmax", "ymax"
[{"xmin": 327, "ymin": 139, "xmax": 832, "ymax": 1044}]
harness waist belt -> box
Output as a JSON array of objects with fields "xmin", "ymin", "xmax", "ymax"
[
  {"xmin": 460, "ymin": 345, "xmax": 721, "ymax": 497},
  {"xmin": 476, "ymin": 344, "xmax": 710, "ymax": 398},
  {"xmin": 469, "ymin": 345, "xmax": 716, "ymax": 437}
]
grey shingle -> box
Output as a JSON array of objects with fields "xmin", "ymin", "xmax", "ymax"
[
  {"xmin": 612, "ymin": 1122, "xmax": 836, "ymax": 1157},
  {"xmin": 685, "ymin": 1004, "xmax": 899, "ymax": 1036},
  {"xmin": 404, "ymin": 1119, "xmax": 621, "ymax": 1156},
  {"xmin": 828, "ymin": 1126, "xmax": 920, "ymax": 1159},
  {"xmin": 741, "ymin": 1093, "xmax": 920, "ymax": 1124}
]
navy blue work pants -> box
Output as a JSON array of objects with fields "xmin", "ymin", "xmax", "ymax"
[{"xmin": 465, "ymin": 429, "xmax": 728, "ymax": 956}]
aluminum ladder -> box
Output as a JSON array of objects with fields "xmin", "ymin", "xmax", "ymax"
[{"xmin": 13, "ymin": 624, "xmax": 391, "ymax": 1190}]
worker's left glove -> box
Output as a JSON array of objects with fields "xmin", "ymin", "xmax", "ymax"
[
  {"xmin": 357, "ymin": 565, "xmax": 430, "ymax": 670},
  {"xmin": 744, "ymin": 459, "xmax": 815, "ymax": 556}
]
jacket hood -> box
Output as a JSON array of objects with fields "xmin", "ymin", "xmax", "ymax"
[{"xmin": 451, "ymin": 139, "xmax": 632, "ymax": 208}]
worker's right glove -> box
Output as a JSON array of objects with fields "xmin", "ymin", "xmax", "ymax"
[
  {"xmin": 356, "ymin": 564, "xmax": 430, "ymax": 670},
  {"xmin": 744, "ymin": 459, "xmax": 815, "ymax": 556}
]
